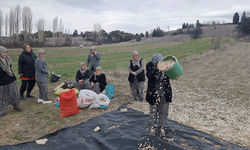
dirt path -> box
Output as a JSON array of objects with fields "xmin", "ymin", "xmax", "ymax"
[{"xmin": 127, "ymin": 42, "xmax": 250, "ymax": 147}]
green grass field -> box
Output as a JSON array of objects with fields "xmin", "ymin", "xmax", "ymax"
[{"xmin": 9, "ymin": 38, "xmax": 228, "ymax": 87}]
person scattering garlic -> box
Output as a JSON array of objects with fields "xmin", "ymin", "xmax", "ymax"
[{"xmin": 145, "ymin": 53, "xmax": 179, "ymax": 137}]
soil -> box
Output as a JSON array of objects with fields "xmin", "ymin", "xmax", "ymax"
[{"xmin": 127, "ymin": 42, "xmax": 250, "ymax": 147}]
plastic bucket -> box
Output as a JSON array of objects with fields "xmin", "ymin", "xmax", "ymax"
[{"xmin": 161, "ymin": 56, "xmax": 183, "ymax": 79}]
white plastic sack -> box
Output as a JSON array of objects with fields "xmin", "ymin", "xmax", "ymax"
[
  {"xmin": 77, "ymin": 89, "xmax": 97, "ymax": 108},
  {"xmin": 89, "ymin": 93, "xmax": 110, "ymax": 109}
]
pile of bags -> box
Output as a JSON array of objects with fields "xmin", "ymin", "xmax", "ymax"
[
  {"xmin": 77, "ymin": 90, "xmax": 110, "ymax": 109},
  {"xmin": 54, "ymin": 83, "xmax": 114, "ymax": 117}
]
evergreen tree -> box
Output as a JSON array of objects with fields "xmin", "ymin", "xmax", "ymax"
[
  {"xmin": 241, "ymin": 11, "xmax": 246, "ymax": 22},
  {"xmin": 196, "ymin": 20, "xmax": 202, "ymax": 27},
  {"xmin": 182, "ymin": 23, "xmax": 186, "ymax": 29},
  {"xmin": 233, "ymin": 12, "xmax": 240, "ymax": 24},
  {"xmin": 119, "ymin": 36, "xmax": 123, "ymax": 42},
  {"xmin": 140, "ymin": 33, "xmax": 144, "ymax": 37},
  {"xmin": 73, "ymin": 30, "xmax": 78, "ymax": 37},
  {"xmin": 145, "ymin": 31, "xmax": 149, "ymax": 38},
  {"xmin": 136, "ymin": 35, "xmax": 141, "ymax": 42},
  {"xmin": 237, "ymin": 11, "xmax": 250, "ymax": 34}
]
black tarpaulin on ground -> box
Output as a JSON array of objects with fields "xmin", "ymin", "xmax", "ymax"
[{"xmin": 1, "ymin": 105, "xmax": 249, "ymax": 150}]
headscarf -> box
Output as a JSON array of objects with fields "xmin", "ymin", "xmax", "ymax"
[
  {"xmin": 89, "ymin": 46, "xmax": 95, "ymax": 57},
  {"xmin": 79, "ymin": 62, "xmax": 87, "ymax": 75},
  {"xmin": 22, "ymin": 43, "xmax": 32, "ymax": 51},
  {"xmin": 131, "ymin": 51, "xmax": 141, "ymax": 67},
  {"xmin": 0, "ymin": 46, "xmax": 13, "ymax": 76},
  {"xmin": 93, "ymin": 66, "xmax": 103, "ymax": 80},
  {"xmin": 37, "ymin": 49, "xmax": 48, "ymax": 66},
  {"xmin": 152, "ymin": 53, "xmax": 163, "ymax": 64}
]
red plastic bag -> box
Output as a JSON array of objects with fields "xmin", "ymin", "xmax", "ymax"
[{"xmin": 60, "ymin": 89, "xmax": 80, "ymax": 117}]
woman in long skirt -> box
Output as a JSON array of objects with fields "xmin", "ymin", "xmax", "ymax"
[{"xmin": 0, "ymin": 46, "xmax": 22, "ymax": 117}]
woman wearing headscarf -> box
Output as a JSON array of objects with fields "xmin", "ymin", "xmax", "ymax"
[
  {"xmin": 128, "ymin": 51, "xmax": 145, "ymax": 102},
  {"xmin": 146, "ymin": 53, "xmax": 179, "ymax": 137},
  {"xmin": 35, "ymin": 49, "xmax": 51, "ymax": 104},
  {"xmin": 0, "ymin": 46, "xmax": 22, "ymax": 117},
  {"xmin": 73, "ymin": 62, "xmax": 90, "ymax": 90},
  {"xmin": 89, "ymin": 66, "xmax": 107, "ymax": 94},
  {"xmin": 87, "ymin": 46, "xmax": 101, "ymax": 77},
  {"xmin": 18, "ymin": 43, "xmax": 37, "ymax": 100}
]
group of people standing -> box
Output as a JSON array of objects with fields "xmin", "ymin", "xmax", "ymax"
[
  {"xmin": 0, "ymin": 44, "xmax": 51, "ymax": 117},
  {"xmin": 0, "ymin": 44, "xmax": 178, "ymax": 138},
  {"xmin": 18, "ymin": 44, "xmax": 51, "ymax": 104}
]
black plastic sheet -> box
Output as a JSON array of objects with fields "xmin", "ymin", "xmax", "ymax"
[{"xmin": 1, "ymin": 105, "xmax": 249, "ymax": 150}]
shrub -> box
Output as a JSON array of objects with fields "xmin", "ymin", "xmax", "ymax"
[
  {"xmin": 189, "ymin": 27, "xmax": 203, "ymax": 39},
  {"xmin": 152, "ymin": 27, "xmax": 165, "ymax": 37},
  {"xmin": 136, "ymin": 35, "xmax": 141, "ymax": 42}
]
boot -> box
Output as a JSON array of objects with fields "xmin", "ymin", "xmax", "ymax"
[
  {"xmin": 26, "ymin": 92, "xmax": 34, "ymax": 98},
  {"xmin": 20, "ymin": 94, "xmax": 26, "ymax": 100},
  {"xmin": 149, "ymin": 128, "xmax": 156, "ymax": 136},
  {"xmin": 159, "ymin": 127, "xmax": 166, "ymax": 137}
]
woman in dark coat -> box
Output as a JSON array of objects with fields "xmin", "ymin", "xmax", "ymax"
[
  {"xmin": 89, "ymin": 66, "xmax": 107, "ymax": 94},
  {"xmin": 18, "ymin": 43, "xmax": 37, "ymax": 100},
  {"xmin": 0, "ymin": 46, "xmax": 22, "ymax": 117},
  {"xmin": 146, "ymin": 53, "xmax": 179, "ymax": 137},
  {"xmin": 73, "ymin": 62, "xmax": 90, "ymax": 90}
]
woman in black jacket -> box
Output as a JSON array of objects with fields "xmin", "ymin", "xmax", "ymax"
[
  {"xmin": 0, "ymin": 46, "xmax": 22, "ymax": 117},
  {"xmin": 18, "ymin": 43, "xmax": 36, "ymax": 100},
  {"xmin": 146, "ymin": 53, "xmax": 179, "ymax": 137},
  {"xmin": 89, "ymin": 66, "xmax": 107, "ymax": 93},
  {"xmin": 73, "ymin": 62, "xmax": 90, "ymax": 90}
]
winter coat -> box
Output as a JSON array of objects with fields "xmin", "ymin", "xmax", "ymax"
[
  {"xmin": 35, "ymin": 58, "xmax": 49, "ymax": 83},
  {"xmin": 87, "ymin": 53, "xmax": 101, "ymax": 71},
  {"xmin": 18, "ymin": 50, "xmax": 37, "ymax": 78},
  {"xmin": 128, "ymin": 58, "xmax": 145, "ymax": 83},
  {"xmin": 0, "ymin": 65, "xmax": 16, "ymax": 86},
  {"xmin": 90, "ymin": 74, "xmax": 107, "ymax": 92},
  {"xmin": 146, "ymin": 61, "xmax": 172, "ymax": 105},
  {"xmin": 75, "ymin": 69, "xmax": 90, "ymax": 82}
]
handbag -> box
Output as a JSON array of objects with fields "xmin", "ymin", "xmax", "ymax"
[{"xmin": 50, "ymin": 74, "xmax": 61, "ymax": 83}]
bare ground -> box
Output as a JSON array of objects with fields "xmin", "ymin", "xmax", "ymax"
[
  {"xmin": 1, "ymin": 41, "xmax": 249, "ymax": 148},
  {"xmin": 127, "ymin": 42, "xmax": 250, "ymax": 148}
]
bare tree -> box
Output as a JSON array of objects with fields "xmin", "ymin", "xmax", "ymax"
[
  {"xmin": 36, "ymin": 18, "xmax": 45, "ymax": 42},
  {"xmin": 22, "ymin": 6, "xmax": 32, "ymax": 42},
  {"xmin": 52, "ymin": 16, "xmax": 58, "ymax": 42},
  {"xmin": 27, "ymin": 10, "xmax": 32, "ymax": 35},
  {"xmin": 0, "ymin": 8, "xmax": 3, "ymax": 43},
  {"xmin": 5, "ymin": 13, "xmax": 8, "ymax": 37},
  {"xmin": 14, "ymin": 4, "xmax": 21, "ymax": 41},
  {"xmin": 93, "ymin": 23, "xmax": 103, "ymax": 45},
  {"xmin": 210, "ymin": 25, "xmax": 224, "ymax": 50},
  {"xmin": 64, "ymin": 27, "xmax": 67, "ymax": 36},
  {"xmin": 58, "ymin": 19, "xmax": 64, "ymax": 45},
  {"xmin": 9, "ymin": 7, "xmax": 15, "ymax": 43}
]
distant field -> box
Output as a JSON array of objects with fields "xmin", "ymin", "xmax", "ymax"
[{"xmin": 9, "ymin": 38, "xmax": 228, "ymax": 87}]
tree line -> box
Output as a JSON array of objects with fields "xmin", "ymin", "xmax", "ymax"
[
  {"xmin": 0, "ymin": 4, "xmax": 72, "ymax": 48},
  {"xmin": 0, "ymin": 4, "xmax": 170, "ymax": 47}
]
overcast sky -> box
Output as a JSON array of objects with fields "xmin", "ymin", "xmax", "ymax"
[{"xmin": 1, "ymin": 0, "xmax": 250, "ymax": 35}]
